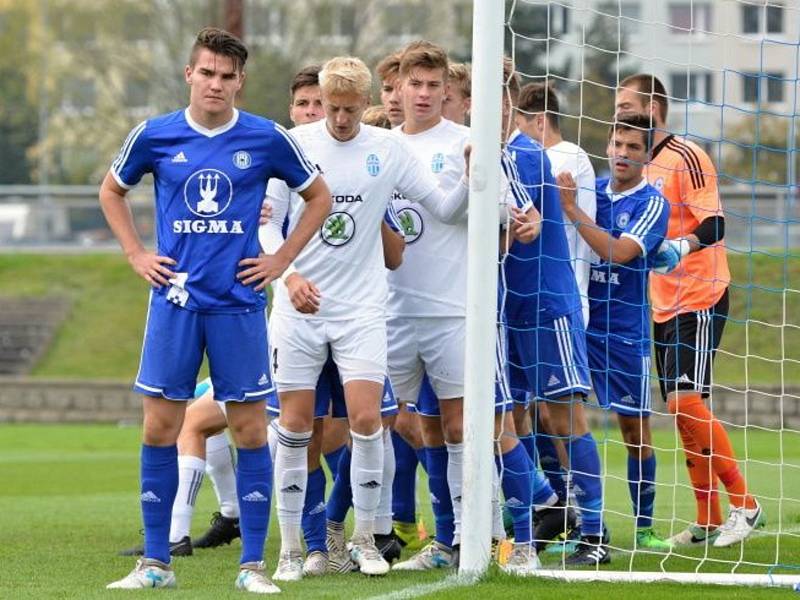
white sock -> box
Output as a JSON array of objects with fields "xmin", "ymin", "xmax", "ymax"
[
  {"xmin": 274, "ymin": 423, "xmax": 311, "ymax": 554},
  {"xmin": 268, "ymin": 420, "xmax": 279, "ymax": 466},
  {"xmin": 351, "ymin": 427, "xmax": 384, "ymax": 538},
  {"xmin": 375, "ymin": 428, "xmax": 396, "ymax": 536},
  {"xmin": 170, "ymin": 454, "xmax": 205, "ymax": 543},
  {"xmin": 446, "ymin": 441, "xmax": 464, "ymax": 544},
  {"xmin": 205, "ymin": 431, "xmax": 239, "ymax": 519},
  {"xmin": 491, "ymin": 461, "xmax": 506, "ymax": 540}
]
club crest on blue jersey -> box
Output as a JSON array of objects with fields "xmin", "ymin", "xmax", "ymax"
[
  {"xmin": 321, "ymin": 211, "xmax": 355, "ymax": 247},
  {"xmin": 183, "ymin": 169, "xmax": 233, "ymax": 218},
  {"xmin": 616, "ymin": 211, "xmax": 631, "ymax": 229},
  {"xmin": 232, "ymin": 150, "xmax": 252, "ymax": 169},
  {"xmin": 431, "ymin": 152, "xmax": 445, "ymax": 173},
  {"xmin": 397, "ymin": 207, "xmax": 423, "ymax": 244},
  {"xmin": 366, "ymin": 154, "xmax": 380, "ymax": 177}
]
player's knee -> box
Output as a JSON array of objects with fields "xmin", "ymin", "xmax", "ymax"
[
  {"xmin": 347, "ymin": 410, "xmax": 381, "ymax": 437},
  {"xmin": 442, "ymin": 418, "xmax": 463, "ymax": 444}
]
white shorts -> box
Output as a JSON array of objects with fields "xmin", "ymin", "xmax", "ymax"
[
  {"xmin": 387, "ymin": 316, "xmax": 465, "ymax": 403},
  {"xmin": 269, "ymin": 313, "xmax": 387, "ymax": 391}
]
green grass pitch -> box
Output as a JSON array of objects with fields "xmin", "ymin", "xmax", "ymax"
[{"xmin": 2, "ymin": 424, "xmax": 798, "ymax": 599}]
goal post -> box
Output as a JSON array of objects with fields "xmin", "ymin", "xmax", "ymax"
[{"xmin": 459, "ymin": 0, "xmax": 505, "ymax": 580}]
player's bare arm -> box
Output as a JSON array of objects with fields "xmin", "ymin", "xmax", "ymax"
[
  {"xmin": 238, "ymin": 176, "xmax": 332, "ymax": 290},
  {"xmin": 99, "ymin": 171, "xmax": 177, "ymax": 287},
  {"xmin": 381, "ymin": 221, "xmax": 405, "ymax": 270},
  {"xmin": 509, "ymin": 205, "xmax": 541, "ymax": 244},
  {"xmin": 557, "ymin": 172, "xmax": 640, "ymax": 264}
]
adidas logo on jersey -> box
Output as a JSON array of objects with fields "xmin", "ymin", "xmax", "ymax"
[
  {"xmin": 140, "ymin": 490, "xmax": 161, "ymax": 503},
  {"xmin": 547, "ymin": 374, "xmax": 561, "ymax": 387},
  {"xmin": 242, "ymin": 491, "xmax": 269, "ymax": 502},
  {"xmin": 171, "ymin": 151, "xmax": 188, "ymax": 163},
  {"xmin": 620, "ymin": 395, "xmax": 634, "ymax": 404},
  {"xmin": 257, "ymin": 373, "xmax": 269, "ymax": 386}
]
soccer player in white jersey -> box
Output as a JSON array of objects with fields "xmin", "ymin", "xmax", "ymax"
[
  {"xmin": 101, "ymin": 28, "xmax": 330, "ymax": 594},
  {"xmin": 511, "ymin": 82, "xmax": 596, "ymax": 537},
  {"xmin": 442, "ymin": 62, "xmax": 471, "ymax": 125},
  {"xmin": 377, "ymin": 51, "xmax": 405, "ymax": 128},
  {"xmin": 262, "ymin": 56, "xmax": 469, "ymax": 580}
]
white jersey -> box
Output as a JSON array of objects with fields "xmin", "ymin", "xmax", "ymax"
[
  {"xmin": 267, "ymin": 119, "xmax": 442, "ymax": 321},
  {"xmin": 546, "ymin": 140, "xmax": 596, "ymax": 327},
  {"xmin": 388, "ymin": 118, "xmax": 470, "ymax": 318}
]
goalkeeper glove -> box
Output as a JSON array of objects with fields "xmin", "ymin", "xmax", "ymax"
[{"xmin": 652, "ymin": 238, "xmax": 691, "ymax": 274}]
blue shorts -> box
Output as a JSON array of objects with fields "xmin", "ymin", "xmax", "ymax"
[
  {"xmin": 267, "ymin": 353, "xmax": 398, "ymax": 419},
  {"xmin": 411, "ymin": 330, "xmax": 514, "ymax": 417},
  {"xmin": 507, "ymin": 310, "xmax": 591, "ymax": 401},
  {"xmin": 134, "ymin": 294, "xmax": 273, "ymax": 402},
  {"xmin": 587, "ymin": 331, "xmax": 653, "ymax": 417}
]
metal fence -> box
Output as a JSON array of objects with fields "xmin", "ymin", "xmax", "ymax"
[{"xmin": 0, "ymin": 183, "xmax": 798, "ymax": 251}]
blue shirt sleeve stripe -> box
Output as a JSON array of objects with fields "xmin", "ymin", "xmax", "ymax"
[{"xmin": 111, "ymin": 121, "xmax": 146, "ymax": 178}]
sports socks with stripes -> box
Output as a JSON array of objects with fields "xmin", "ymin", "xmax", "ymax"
[
  {"xmin": 204, "ymin": 431, "xmax": 239, "ymax": 519},
  {"xmin": 273, "ymin": 424, "xmax": 312, "ymax": 554},
  {"xmin": 170, "ymin": 454, "xmax": 205, "ymax": 543}
]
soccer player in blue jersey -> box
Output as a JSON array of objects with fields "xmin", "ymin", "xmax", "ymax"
[
  {"xmin": 500, "ymin": 61, "xmax": 608, "ymax": 566},
  {"xmin": 557, "ymin": 113, "xmax": 671, "ymax": 552},
  {"xmin": 100, "ymin": 28, "xmax": 331, "ymax": 594}
]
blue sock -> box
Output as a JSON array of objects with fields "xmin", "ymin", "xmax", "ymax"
[
  {"xmin": 519, "ymin": 432, "xmax": 536, "ymax": 463},
  {"xmin": 520, "ymin": 433, "xmax": 558, "ymax": 507},
  {"xmin": 236, "ymin": 445, "xmax": 272, "ymax": 565},
  {"xmin": 392, "ymin": 431, "xmax": 418, "ymax": 524},
  {"xmin": 496, "ymin": 443, "xmax": 533, "ymax": 544},
  {"xmin": 326, "ymin": 446, "xmax": 352, "ymax": 523},
  {"xmin": 535, "ymin": 432, "xmax": 568, "ymax": 504},
  {"xmin": 426, "ymin": 445, "xmax": 454, "ymax": 547},
  {"xmin": 630, "ymin": 453, "xmax": 657, "ymax": 529},
  {"xmin": 416, "ymin": 447, "xmax": 429, "ymax": 473},
  {"xmin": 141, "ymin": 444, "xmax": 178, "ymax": 564},
  {"xmin": 302, "ymin": 467, "xmax": 327, "ymax": 553},
  {"xmin": 324, "ymin": 445, "xmax": 346, "ymax": 474},
  {"xmin": 567, "ymin": 433, "xmax": 604, "ymax": 538}
]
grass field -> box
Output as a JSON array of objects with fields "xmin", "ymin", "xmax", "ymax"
[
  {"xmin": 0, "ymin": 251, "xmax": 798, "ymax": 385},
  {"xmin": 2, "ymin": 424, "xmax": 799, "ymax": 599}
]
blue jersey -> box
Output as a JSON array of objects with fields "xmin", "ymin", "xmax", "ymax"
[
  {"xmin": 111, "ymin": 108, "xmax": 317, "ymax": 313},
  {"xmin": 588, "ymin": 177, "xmax": 668, "ymax": 351},
  {"xmin": 501, "ymin": 131, "xmax": 582, "ymax": 325}
]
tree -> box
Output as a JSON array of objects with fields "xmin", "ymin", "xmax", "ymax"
[{"xmin": 722, "ymin": 114, "xmax": 799, "ymax": 186}]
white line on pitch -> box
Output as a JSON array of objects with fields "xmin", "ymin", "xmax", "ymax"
[{"xmin": 365, "ymin": 574, "xmax": 467, "ymax": 600}]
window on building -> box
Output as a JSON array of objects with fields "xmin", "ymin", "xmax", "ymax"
[
  {"xmin": 385, "ymin": 3, "xmax": 428, "ymax": 40},
  {"xmin": 669, "ymin": 3, "xmax": 712, "ymax": 33},
  {"xmin": 742, "ymin": 71, "xmax": 785, "ymax": 103},
  {"xmin": 125, "ymin": 77, "xmax": 150, "ymax": 111},
  {"xmin": 453, "ymin": 2, "xmax": 472, "ymax": 39},
  {"xmin": 249, "ymin": 3, "xmax": 287, "ymax": 42},
  {"xmin": 61, "ymin": 78, "xmax": 96, "ymax": 115},
  {"xmin": 742, "ymin": 3, "xmax": 784, "ymax": 34},
  {"xmin": 316, "ymin": 2, "xmax": 356, "ymax": 40},
  {"xmin": 670, "ymin": 72, "xmax": 714, "ymax": 103},
  {"xmin": 767, "ymin": 5, "xmax": 784, "ymax": 33}
]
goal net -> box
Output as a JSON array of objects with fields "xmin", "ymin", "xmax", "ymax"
[{"xmin": 480, "ymin": 0, "xmax": 800, "ymax": 588}]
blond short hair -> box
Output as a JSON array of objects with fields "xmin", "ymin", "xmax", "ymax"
[
  {"xmin": 376, "ymin": 51, "xmax": 403, "ymax": 83},
  {"xmin": 448, "ymin": 62, "xmax": 471, "ymax": 98},
  {"xmin": 361, "ymin": 105, "xmax": 391, "ymax": 129},
  {"xmin": 319, "ymin": 56, "xmax": 372, "ymax": 98}
]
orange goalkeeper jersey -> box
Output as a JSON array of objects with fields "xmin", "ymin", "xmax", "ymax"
[{"xmin": 646, "ymin": 135, "xmax": 731, "ymax": 323}]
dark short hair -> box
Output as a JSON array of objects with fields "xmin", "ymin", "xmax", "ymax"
[
  {"xmin": 189, "ymin": 27, "xmax": 248, "ymax": 72},
  {"xmin": 376, "ymin": 50, "xmax": 403, "ymax": 83},
  {"xmin": 516, "ymin": 82, "xmax": 560, "ymax": 130},
  {"xmin": 291, "ymin": 65, "xmax": 322, "ymax": 100},
  {"xmin": 609, "ymin": 112, "xmax": 654, "ymax": 153},
  {"xmin": 618, "ymin": 73, "xmax": 668, "ymax": 122}
]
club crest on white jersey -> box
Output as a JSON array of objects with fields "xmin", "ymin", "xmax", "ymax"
[
  {"xmin": 397, "ymin": 207, "xmax": 424, "ymax": 244},
  {"xmin": 183, "ymin": 169, "xmax": 233, "ymax": 217},
  {"xmin": 431, "ymin": 152, "xmax": 445, "ymax": 173},
  {"xmin": 320, "ymin": 211, "xmax": 355, "ymax": 247},
  {"xmin": 366, "ymin": 153, "xmax": 381, "ymax": 177}
]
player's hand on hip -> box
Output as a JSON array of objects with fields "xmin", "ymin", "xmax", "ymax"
[
  {"xmin": 259, "ymin": 201, "xmax": 274, "ymax": 225},
  {"xmin": 285, "ymin": 273, "xmax": 321, "ymax": 314},
  {"xmin": 127, "ymin": 250, "xmax": 177, "ymax": 287},
  {"xmin": 237, "ymin": 253, "xmax": 287, "ymax": 291},
  {"xmin": 556, "ymin": 171, "xmax": 577, "ymax": 211}
]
